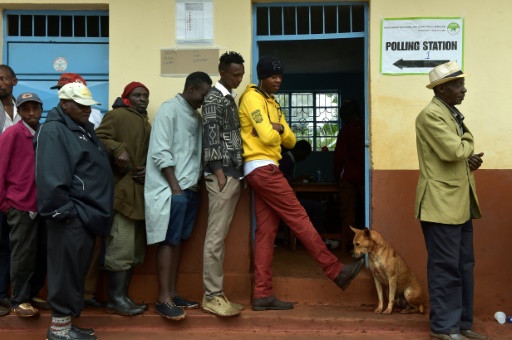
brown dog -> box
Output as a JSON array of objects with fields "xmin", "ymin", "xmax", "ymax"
[{"xmin": 351, "ymin": 227, "xmax": 424, "ymax": 315}]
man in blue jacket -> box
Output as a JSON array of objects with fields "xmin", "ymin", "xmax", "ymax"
[{"xmin": 35, "ymin": 83, "xmax": 114, "ymax": 340}]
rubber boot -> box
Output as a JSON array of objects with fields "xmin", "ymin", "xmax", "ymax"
[
  {"xmin": 125, "ymin": 268, "xmax": 148, "ymax": 311},
  {"xmin": 105, "ymin": 270, "xmax": 145, "ymax": 316}
]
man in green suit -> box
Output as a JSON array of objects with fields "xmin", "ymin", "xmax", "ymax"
[{"xmin": 415, "ymin": 61, "xmax": 486, "ymax": 340}]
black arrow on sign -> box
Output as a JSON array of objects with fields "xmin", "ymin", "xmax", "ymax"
[{"xmin": 393, "ymin": 59, "xmax": 450, "ymax": 69}]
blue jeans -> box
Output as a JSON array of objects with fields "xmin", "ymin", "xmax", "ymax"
[{"xmin": 162, "ymin": 189, "xmax": 200, "ymax": 246}]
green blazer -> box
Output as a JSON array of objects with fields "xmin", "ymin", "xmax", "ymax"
[{"xmin": 415, "ymin": 97, "xmax": 481, "ymax": 224}]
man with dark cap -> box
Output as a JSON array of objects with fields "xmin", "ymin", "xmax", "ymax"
[
  {"xmin": 95, "ymin": 82, "xmax": 151, "ymax": 316},
  {"xmin": 238, "ymin": 56, "xmax": 364, "ymax": 311},
  {"xmin": 416, "ymin": 61, "xmax": 486, "ymax": 340},
  {"xmin": 0, "ymin": 92, "xmax": 48, "ymax": 318},
  {"xmin": 35, "ymin": 82, "xmax": 113, "ymax": 340}
]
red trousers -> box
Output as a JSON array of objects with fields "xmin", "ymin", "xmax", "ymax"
[{"xmin": 246, "ymin": 164, "xmax": 343, "ymax": 298}]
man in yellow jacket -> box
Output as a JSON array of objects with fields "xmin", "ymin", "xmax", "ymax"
[
  {"xmin": 239, "ymin": 56, "xmax": 364, "ymax": 311},
  {"xmin": 415, "ymin": 61, "xmax": 486, "ymax": 340}
]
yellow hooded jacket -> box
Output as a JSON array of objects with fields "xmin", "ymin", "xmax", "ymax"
[{"xmin": 238, "ymin": 84, "xmax": 296, "ymax": 164}]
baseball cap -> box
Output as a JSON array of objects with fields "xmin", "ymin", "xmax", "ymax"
[
  {"xmin": 58, "ymin": 83, "xmax": 101, "ymax": 106},
  {"xmin": 16, "ymin": 92, "xmax": 43, "ymax": 108},
  {"xmin": 50, "ymin": 73, "xmax": 87, "ymax": 89}
]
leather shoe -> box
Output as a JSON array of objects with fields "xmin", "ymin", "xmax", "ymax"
[
  {"xmin": 252, "ymin": 295, "xmax": 294, "ymax": 311},
  {"xmin": 334, "ymin": 258, "xmax": 364, "ymax": 291},
  {"xmin": 430, "ymin": 331, "xmax": 469, "ymax": 339},
  {"xmin": 461, "ymin": 330, "xmax": 487, "ymax": 340},
  {"xmin": 71, "ymin": 325, "xmax": 95, "ymax": 336},
  {"xmin": 0, "ymin": 305, "xmax": 8, "ymax": 316},
  {"xmin": 84, "ymin": 298, "xmax": 104, "ymax": 308},
  {"xmin": 46, "ymin": 326, "xmax": 97, "ymax": 339}
]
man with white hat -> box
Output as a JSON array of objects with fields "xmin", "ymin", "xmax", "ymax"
[
  {"xmin": 35, "ymin": 83, "xmax": 114, "ymax": 340},
  {"xmin": 415, "ymin": 61, "xmax": 486, "ymax": 340}
]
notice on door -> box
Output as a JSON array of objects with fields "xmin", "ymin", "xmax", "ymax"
[
  {"xmin": 161, "ymin": 48, "xmax": 219, "ymax": 76},
  {"xmin": 381, "ymin": 17, "xmax": 464, "ymax": 75}
]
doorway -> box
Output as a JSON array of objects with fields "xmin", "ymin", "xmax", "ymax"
[{"xmin": 252, "ymin": 2, "xmax": 369, "ymax": 262}]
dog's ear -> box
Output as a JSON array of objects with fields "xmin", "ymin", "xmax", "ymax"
[
  {"xmin": 350, "ymin": 226, "xmax": 359, "ymax": 234},
  {"xmin": 363, "ymin": 228, "xmax": 371, "ymax": 238}
]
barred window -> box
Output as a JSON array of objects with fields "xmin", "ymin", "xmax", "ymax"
[{"xmin": 275, "ymin": 91, "xmax": 340, "ymax": 151}]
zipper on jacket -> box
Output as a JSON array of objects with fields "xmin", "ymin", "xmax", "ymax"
[{"xmin": 74, "ymin": 175, "xmax": 85, "ymax": 190}]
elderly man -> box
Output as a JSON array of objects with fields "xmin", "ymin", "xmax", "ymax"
[
  {"xmin": 35, "ymin": 83, "xmax": 113, "ymax": 340},
  {"xmin": 50, "ymin": 72, "xmax": 105, "ymax": 309},
  {"xmin": 145, "ymin": 72, "xmax": 212, "ymax": 321},
  {"xmin": 96, "ymin": 82, "xmax": 151, "ymax": 316},
  {"xmin": 415, "ymin": 61, "xmax": 486, "ymax": 340}
]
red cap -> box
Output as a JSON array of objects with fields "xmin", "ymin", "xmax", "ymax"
[{"xmin": 50, "ymin": 73, "xmax": 87, "ymax": 89}]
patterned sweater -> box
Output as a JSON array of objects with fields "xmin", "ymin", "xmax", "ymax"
[{"xmin": 202, "ymin": 86, "xmax": 243, "ymax": 178}]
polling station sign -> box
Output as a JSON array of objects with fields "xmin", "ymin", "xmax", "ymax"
[{"xmin": 381, "ymin": 17, "xmax": 464, "ymax": 75}]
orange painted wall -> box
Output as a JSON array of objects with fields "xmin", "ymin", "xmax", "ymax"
[{"xmin": 371, "ymin": 169, "xmax": 512, "ymax": 317}]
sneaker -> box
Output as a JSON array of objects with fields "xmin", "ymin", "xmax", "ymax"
[
  {"xmin": 201, "ymin": 295, "xmax": 240, "ymax": 317},
  {"xmin": 32, "ymin": 296, "xmax": 52, "ymax": 310},
  {"xmin": 172, "ymin": 295, "xmax": 199, "ymax": 309},
  {"xmin": 324, "ymin": 238, "xmax": 340, "ymax": 250},
  {"xmin": 230, "ymin": 301, "xmax": 245, "ymax": 311},
  {"xmin": 11, "ymin": 302, "xmax": 39, "ymax": 317},
  {"xmin": 155, "ymin": 299, "xmax": 186, "ymax": 321},
  {"xmin": 252, "ymin": 295, "xmax": 294, "ymax": 311},
  {"xmin": 334, "ymin": 258, "xmax": 364, "ymax": 291}
]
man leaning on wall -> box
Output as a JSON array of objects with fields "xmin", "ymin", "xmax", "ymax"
[
  {"xmin": 201, "ymin": 51, "xmax": 246, "ymax": 317},
  {"xmin": 415, "ymin": 61, "xmax": 486, "ymax": 340}
]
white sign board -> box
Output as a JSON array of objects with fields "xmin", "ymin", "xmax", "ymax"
[
  {"xmin": 381, "ymin": 17, "xmax": 464, "ymax": 75},
  {"xmin": 176, "ymin": 0, "xmax": 213, "ymax": 44}
]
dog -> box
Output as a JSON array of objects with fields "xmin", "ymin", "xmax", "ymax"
[{"xmin": 351, "ymin": 226, "xmax": 424, "ymax": 315}]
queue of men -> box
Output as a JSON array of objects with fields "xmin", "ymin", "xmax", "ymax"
[{"xmin": 0, "ymin": 55, "xmax": 486, "ymax": 340}]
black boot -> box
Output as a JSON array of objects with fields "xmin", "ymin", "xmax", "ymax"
[
  {"xmin": 105, "ymin": 270, "xmax": 145, "ymax": 316},
  {"xmin": 125, "ymin": 268, "xmax": 148, "ymax": 311}
]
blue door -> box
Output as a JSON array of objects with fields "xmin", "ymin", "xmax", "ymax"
[{"xmin": 3, "ymin": 10, "xmax": 109, "ymax": 120}]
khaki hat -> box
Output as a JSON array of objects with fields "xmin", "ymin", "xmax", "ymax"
[
  {"xmin": 58, "ymin": 83, "xmax": 100, "ymax": 106},
  {"xmin": 426, "ymin": 61, "xmax": 469, "ymax": 89}
]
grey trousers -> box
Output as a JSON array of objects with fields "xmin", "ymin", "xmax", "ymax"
[{"xmin": 203, "ymin": 175, "xmax": 242, "ymax": 299}]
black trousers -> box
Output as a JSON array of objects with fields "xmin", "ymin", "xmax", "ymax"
[
  {"xmin": 47, "ymin": 217, "xmax": 94, "ymax": 317},
  {"xmin": 7, "ymin": 208, "xmax": 47, "ymax": 306},
  {"xmin": 0, "ymin": 211, "xmax": 10, "ymax": 301},
  {"xmin": 421, "ymin": 220, "xmax": 474, "ymax": 334}
]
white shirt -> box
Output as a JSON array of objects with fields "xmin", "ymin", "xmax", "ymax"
[{"xmin": 1, "ymin": 99, "xmax": 19, "ymax": 133}]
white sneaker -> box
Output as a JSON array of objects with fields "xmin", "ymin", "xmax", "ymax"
[{"xmin": 324, "ymin": 239, "xmax": 340, "ymax": 250}]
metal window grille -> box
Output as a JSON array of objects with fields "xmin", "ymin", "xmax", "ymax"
[
  {"xmin": 6, "ymin": 13, "xmax": 109, "ymax": 38},
  {"xmin": 256, "ymin": 3, "xmax": 365, "ymax": 39},
  {"xmin": 275, "ymin": 91, "xmax": 339, "ymax": 151}
]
